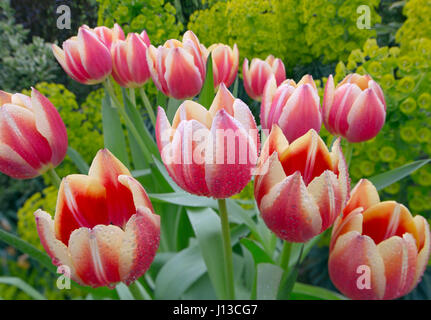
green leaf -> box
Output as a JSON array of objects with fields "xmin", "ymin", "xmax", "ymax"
[
  {"xmin": 102, "ymin": 92, "xmax": 130, "ymax": 167},
  {"xmin": 152, "ymin": 156, "xmax": 181, "ymax": 192},
  {"xmin": 115, "ymin": 283, "xmax": 135, "ymax": 300},
  {"xmin": 0, "ymin": 229, "xmax": 56, "ymax": 274},
  {"xmin": 155, "ymin": 244, "xmax": 206, "ymax": 299},
  {"xmin": 198, "ymin": 52, "xmax": 215, "ymax": 109},
  {"xmin": 186, "ymin": 207, "xmax": 228, "ymax": 299},
  {"xmin": 240, "ymin": 238, "xmax": 274, "ymax": 265},
  {"xmin": 0, "ymin": 277, "xmax": 46, "ymax": 300},
  {"xmin": 231, "ymin": 75, "xmax": 239, "ymax": 98},
  {"xmin": 66, "ymin": 147, "xmax": 89, "ymax": 174},
  {"xmin": 167, "ymin": 98, "xmax": 183, "ymax": 122},
  {"xmin": 277, "ymin": 244, "xmax": 304, "ymax": 299},
  {"xmin": 291, "ymin": 282, "xmax": 348, "ymax": 300},
  {"xmin": 157, "ymin": 90, "xmax": 167, "ymax": 109},
  {"xmin": 149, "ymin": 192, "xmax": 217, "ymax": 208},
  {"xmin": 256, "ymin": 263, "xmax": 283, "ymax": 300},
  {"xmin": 368, "ymin": 159, "xmax": 431, "ymax": 191},
  {"xmin": 131, "ymin": 169, "xmax": 151, "ymax": 178}
]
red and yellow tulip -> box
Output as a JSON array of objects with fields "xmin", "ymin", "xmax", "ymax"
[
  {"xmin": 329, "ymin": 179, "xmax": 430, "ymax": 300},
  {"xmin": 111, "ymin": 31, "xmax": 151, "ymax": 88},
  {"xmin": 0, "ymin": 89, "xmax": 67, "ymax": 179},
  {"xmin": 208, "ymin": 43, "xmax": 239, "ymax": 89},
  {"xmin": 146, "ymin": 31, "xmax": 207, "ymax": 100},
  {"xmin": 254, "ymin": 127, "xmax": 349, "ymax": 242},
  {"xmin": 323, "ymin": 73, "xmax": 386, "ymax": 143},
  {"xmin": 35, "ymin": 149, "xmax": 160, "ymax": 288},
  {"xmin": 156, "ymin": 84, "xmax": 259, "ymax": 198},
  {"xmin": 261, "ymin": 74, "xmax": 322, "ymax": 142},
  {"xmin": 243, "ymin": 55, "xmax": 286, "ymax": 101},
  {"xmin": 52, "ymin": 26, "xmax": 113, "ymax": 85}
]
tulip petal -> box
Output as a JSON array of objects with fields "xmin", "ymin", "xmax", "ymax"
[
  {"xmin": 329, "ymin": 231, "xmax": 386, "ymax": 300},
  {"xmin": 119, "ymin": 207, "xmax": 160, "ymax": 285},
  {"xmin": 88, "ymin": 149, "xmax": 135, "ymax": 228},
  {"xmin": 344, "ymin": 179, "xmax": 380, "ymax": 216},
  {"xmin": 34, "ymin": 209, "xmax": 81, "ymax": 282},
  {"xmin": 118, "ymin": 175, "xmax": 154, "ymax": 213},
  {"xmin": 261, "ymin": 75, "xmax": 277, "ymax": 128},
  {"xmin": 330, "ymin": 207, "xmax": 364, "ymax": 250},
  {"xmin": 258, "ymin": 124, "xmax": 289, "ymax": 167},
  {"xmin": 209, "ymin": 83, "xmax": 235, "ymax": 117},
  {"xmin": 323, "ymin": 74, "xmax": 335, "ymax": 131},
  {"xmin": 330, "ymin": 138, "xmax": 350, "ymax": 206},
  {"xmin": 413, "ymin": 216, "xmax": 431, "ymax": 286},
  {"xmin": 260, "ymin": 171, "xmax": 322, "ymax": 242},
  {"xmin": 68, "ymin": 225, "xmax": 124, "ymax": 287},
  {"xmin": 377, "ymin": 234, "xmax": 418, "ymax": 299},
  {"xmin": 205, "ymin": 109, "xmax": 256, "ymax": 198},
  {"xmin": 0, "ymin": 142, "xmax": 40, "ymax": 179},
  {"xmin": 172, "ymin": 100, "xmax": 212, "ymax": 130},
  {"xmin": 31, "ymin": 88, "xmax": 68, "ymax": 166}
]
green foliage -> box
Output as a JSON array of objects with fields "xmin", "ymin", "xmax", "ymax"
[
  {"xmin": 96, "ymin": 0, "xmax": 183, "ymax": 45},
  {"xmin": 188, "ymin": 0, "xmax": 381, "ymax": 71},
  {"xmin": 396, "ymin": 0, "xmax": 431, "ymax": 47},
  {"xmin": 22, "ymin": 83, "xmax": 104, "ymax": 181},
  {"xmin": 0, "ymin": 1, "xmax": 59, "ymax": 91},
  {"xmin": 324, "ymin": 37, "xmax": 431, "ymax": 217}
]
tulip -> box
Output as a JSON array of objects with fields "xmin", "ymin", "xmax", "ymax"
[
  {"xmin": 208, "ymin": 43, "xmax": 239, "ymax": 89},
  {"xmin": 146, "ymin": 31, "xmax": 207, "ymax": 100},
  {"xmin": 323, "ymin": 73, "xmax": 386, "ymax": 143},
  {"xmin": 156, "ymin": 83, "xmax": 259, "ymax": 198},
  {"xmin": 0, "ymin": 89, "xmax": 67, "ymax": 179},
  {"xmin": 92, "ymin": 23, "xmax": 125, "ymax": 51},
  {"xmin": 254, "ymin": 127, "xmax": 349, "ymax": 243},
  {"xmin": 34, "ymin": 149, "xmax": 160, "ymax": 288},
  {"xmin": 329, "ymin": 179, "xmax": 430, "ymax": 300},
  {"xmin": 261, "ymin": 74, "xmax": 322, "ymax": 142},
  {"xmin": 111, "ymin": 31, "xmax": 151, "ymax": 88},
  {"xmin": 52, "ymin": 26, "xmax": 112, "ymax": 85},
  {"xmin": 243, "ymin": 55, "xmax": 286, "ymax": 101}
]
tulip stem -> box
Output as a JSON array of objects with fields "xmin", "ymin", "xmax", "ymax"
[
  {"xmin": 344, "ymin": 140, "xmax": 354, "ymax": 166},
  {"xmin": 139, "ymin": 87, "xmax": 157, "ymax": 128},
  {"xmin": 128, "ymin": 88, "xmax": 136, "ymax": 106},
  {"xmin": 279, "ymin": 241, "xmax": 292, "ymax": 270},
  {"xmin": 128, "ymin": 281, "xmax": 151, "ymax": 300},
  {"xmin": 103, "ymin": 79, "xmax": 153, "ymax": 164},
  {"xmin": 217, "ymin": 198, "xmax": 235, "ymax": 300},
  {"xmin": 46, "ymin": 168, "xmax": 61, "ymax": 189}
]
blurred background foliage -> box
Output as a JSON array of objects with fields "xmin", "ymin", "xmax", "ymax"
[{"xmin": 0, "ymin": 0, "xmax": 430, "ymax": 299}]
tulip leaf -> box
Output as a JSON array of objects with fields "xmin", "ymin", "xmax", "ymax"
[
  {"xmin": 0, "ymin": 229, "xmax": 56, "ymax": 274},
  {"xmin": 0, "ymin": 277, "xmax": 46, "ymax": 300},
  {"xmin": 167, "ymin": 97, "xmax": 182, "ymax": 122},
  {"xmin": 256, "ymin": 263, "xmax": 283, "ymax": 300},
  {"xmin": 115, "ymin": 283, "xmax": 135, "ymax": 300},
  {"xmin": 152, "ymin": 156, "xmax": 182, "ymax": 192},
  {"xmin": 157, "ymin": 90, "xmax": 167, "ymax": 109},
  {"xmin": 155, "ymin": 244, "xmax": 206, "ymax": 299},
  {"xmin": 149, "ymin": 192, "xmax": 218, "ymax": 208},
  {"xmin": 231, "ymin": 75, "xmax": 239, "ymax": 98},
  {"xmin": 290, "ymin": 282, "xmax": 348, "ymax": 300},
  {"xmin": 198, "ymin": 52, "xmax": 215, "ymax": 109},
  {"xmin": 66, "ymin": 147, "xmax": 89, "ymax": 174},
  {"xmin": 368, "ymin": 158, "xmax": 431, "ymax": 191},
  {"xmin": 240, "ymin": 238, "xmax": 274, "ymax": 265},
  {"xmin": 102, "ymin": 92, "xmax": 130, "ymax": 167},
  {"xmin": 186, "ymin": 207, "xmax": 228, "ymax": 299},
  {"xmin": 277, "ymin": 244, "xmax": 304, "ymax": 300}
]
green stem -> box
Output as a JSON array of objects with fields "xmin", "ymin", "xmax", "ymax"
[
  {"xmin": 139, "ymin": 87, "xmax": 157, "ymax": 127},
  {"xmin": 103, "ymin": 79, "xmax": 153, "ymax": 164},
  {"xmin": 343, "ymin": 140, "xmax": 354, "ymax": 166},
  {"xmin": 279, "ymin": 241, "xmax": 292, "ymax": 270},
  {"xmin": 128, "ymin": 281, "xmax": 151, "ymax": 300},
  {"xmin": 46, "ymin": 167, "xmax": 61, "ymax": 189},
  {"xmin": 217, "ymin": 198, "xmax": 235, "ymax": 300},
  {"xmin": 129, "ymin": 88, "xmax": 136, "ymax": 106}
]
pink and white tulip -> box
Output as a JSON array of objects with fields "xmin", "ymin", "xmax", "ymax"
[
  {"xmin": 111, "ymin": 31, "xmax": 151, "ymax": 88},
  {"xmin": 329, "ymin": 179, "xmax": 430, "ymax": 300},
  {"xmin": 208, "ymin": 43, "xmax": 239, "ymax": 89},
  {"xmin": 254, "ymin": 127, "xmax": 350, "ymax": 243},
  {"xmin": 52, "ymin": 26, "xmax": 113, "ymax": 85},
  {"xmin": 92, "ymin": 23, "xmax": 125, "ymax": 51},
  {"xmin": 156, "ymin": 84, "xmax": 259, "ymax": 198},
  {"xmin": 243, "ymin": 55, "xmax": 286, "ymax": 101},
  {"xmin": 323, "ymin": 74, "xmax": 386, "ymax": 143},
  {"xmin": 261, "ymin": 74, "xmax": 322, "ymax": 142},
  {"xmin": 0, "ymin": 89, "xmax": 67, "ymax": 179},
  {"xmin": 147, "ymin": 31, "xmax": 207, "ymax": 100},
  {"xmin": 35, "ymin": 149, "xmax": 160, "ymax": 288}
]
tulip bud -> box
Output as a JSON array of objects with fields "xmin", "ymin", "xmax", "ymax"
[
  {"xmin": 111, "ymin": 31, "xmax": 151, "ymax": 88},
  {"xmin": 0, "ymin": 88, "xmax": 68, "ymax": 179},
  {"xmin": 261, "ymin": 74, "xmax": 322, "ymax": 142},
  {"xmin": 52, "ymin": 26, "xmax": 112, "ymax": 85},
  {"xmin": 329, "ymin": 179, "xmax": 430, "ymax": 300},
  {"xmin": 208, "ymin": 43, "xmax": 239, "ymax": 89},
  {"xmin": 323, "ymin": 74, "xmax": 386, "ymax": 143},
  {"xmin": 156, "ymin": 83, "xmax": 259, "ymax": 198},
  {"xmin": 254, "ymin": 127, "xmax": 350, "ymax": 242},
  {"xmin": 35, "ymin": 149, "xmax": 160, "ymax": 288},
  {"xmin": 147, "ymin": 31, "xmax": 207, "ymax": 99},
  {"xmin": 243, "ymin": 55, "xmax": 286, "ymax": 101},
  {"xmin": 92, "ymin": 23, "xmax": 125, "ymax": 50}
]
